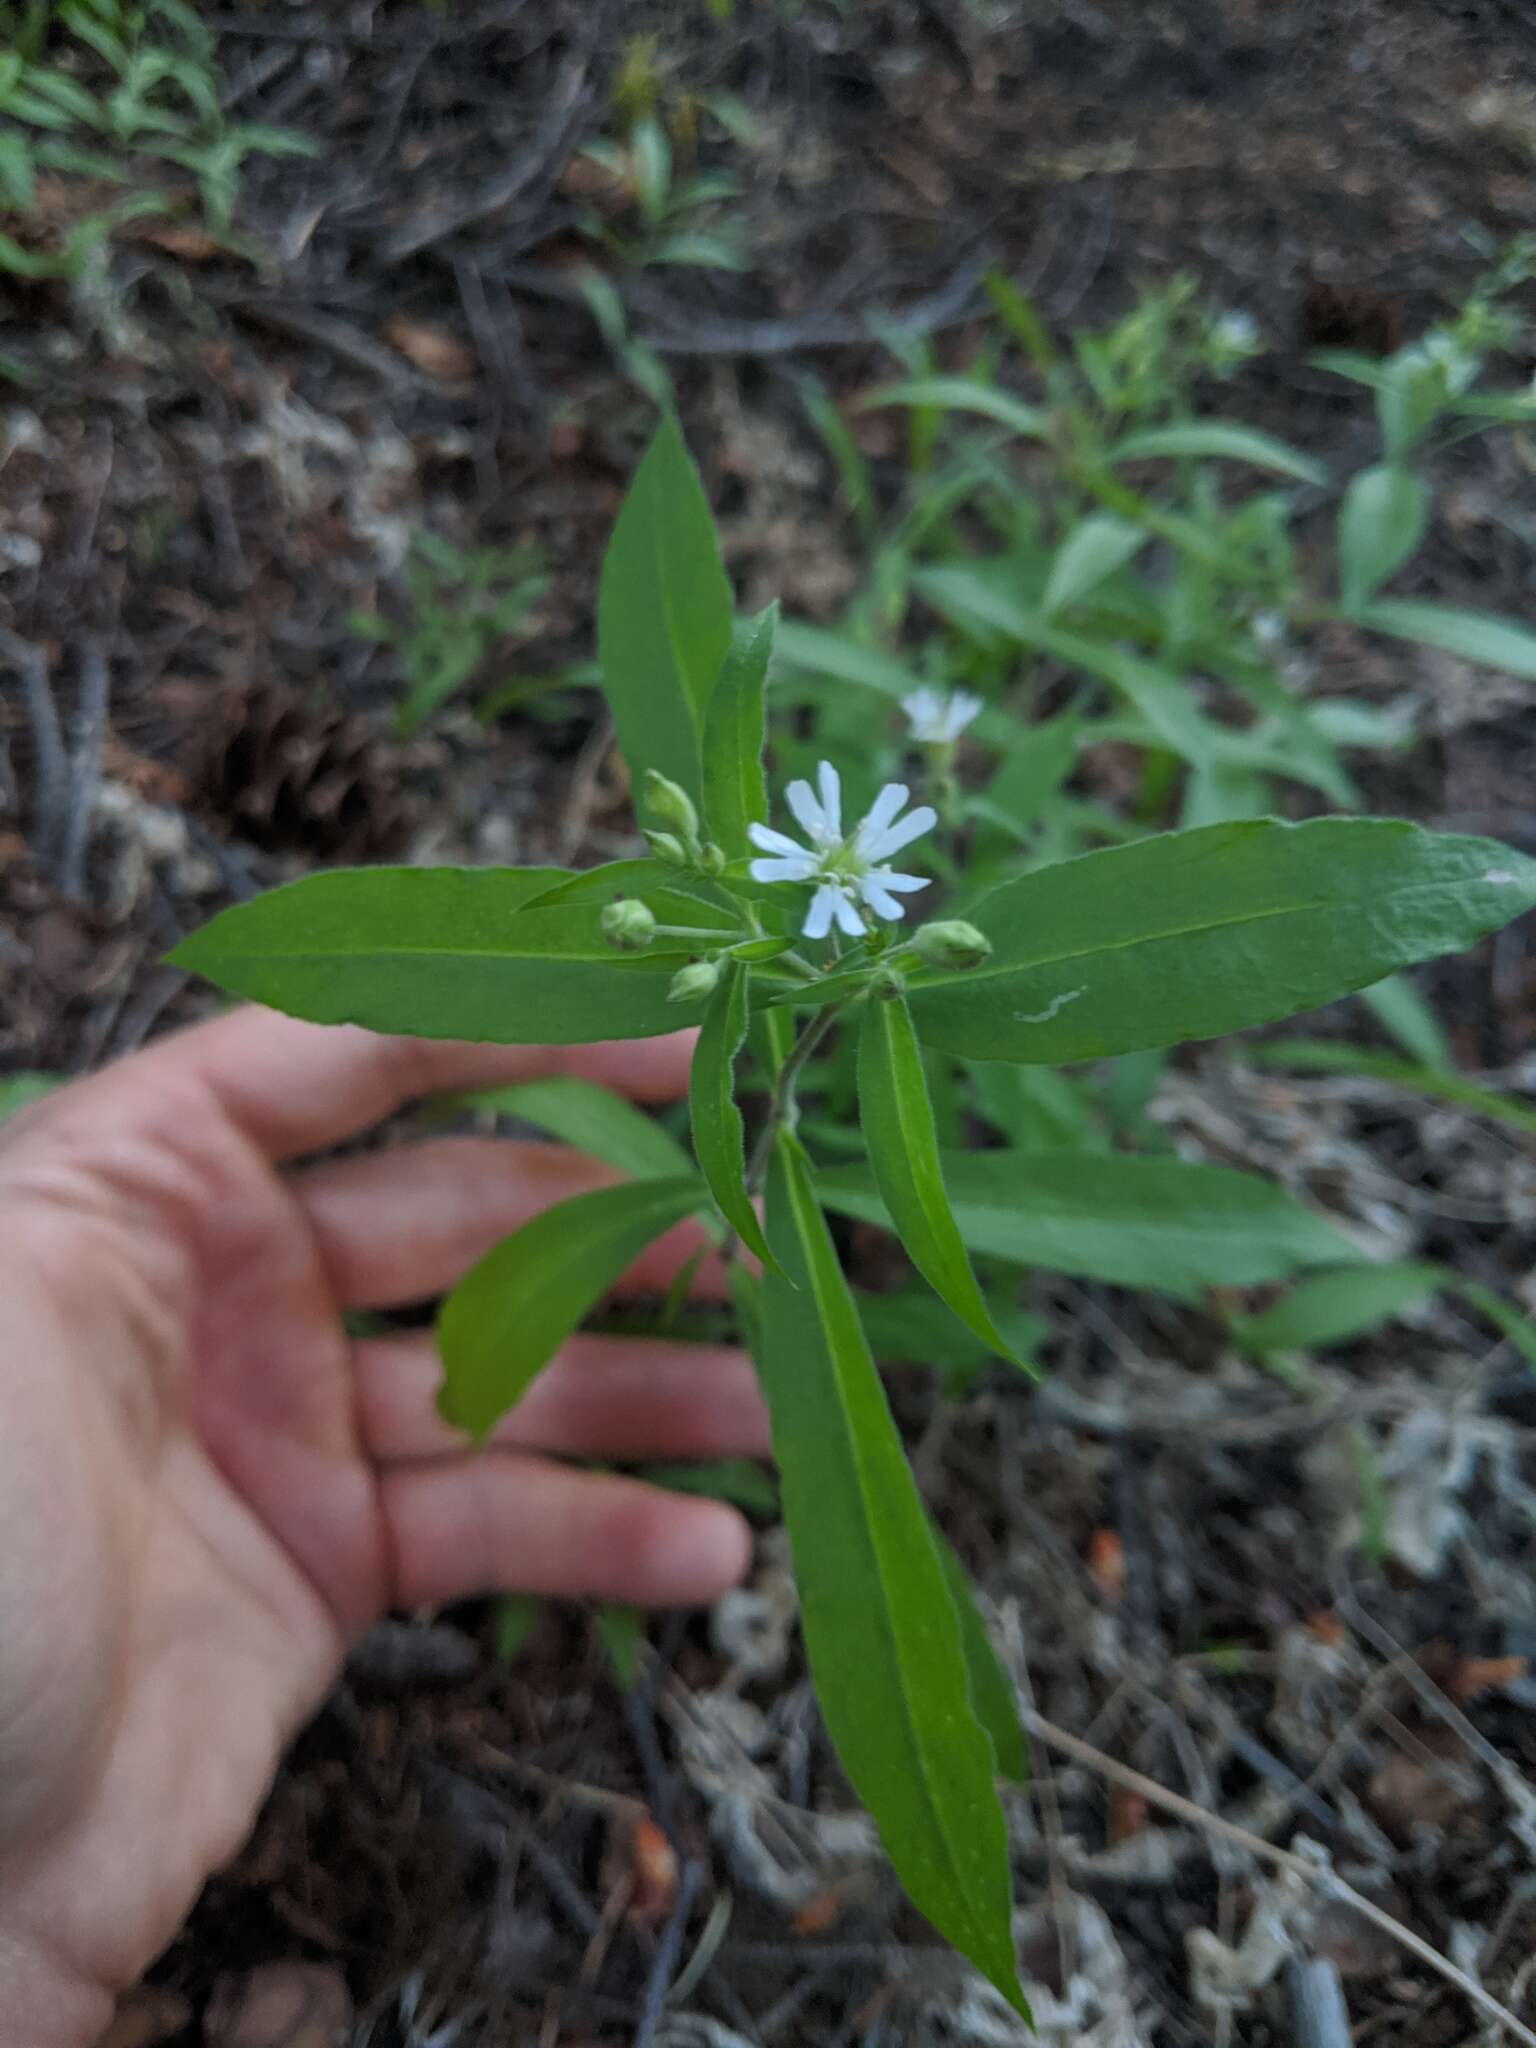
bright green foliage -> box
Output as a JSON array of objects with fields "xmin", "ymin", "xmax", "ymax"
[
  {"xmin": 437, "ymin": 1175, "xmax": 706, "ymax": 1438},
  {"xmin": 169, "ymin": 866, "xmax": 737, "ymax": 1045},
  {"xmin": 348, "ymin": 533, "xmax": 548, "ymax": 737},
  {"xmin": 1337, "ymin": 467, "xmax": 1430, "ymax": 613},
  {"xmin": 452, "ymin": 1075, "xmax": 694, "ymax": 1180},
  {"xmin": 858, "ymin": 990, "xmax": 1022, "ymax": 1364},
  {"xmin": 760, "ymin": 1137, "xmax": 1028, "ymax": 2017},
  {"xmin": 821, "ymin": 1148, "xmax": 1355, "ymax": 1299},
  {"xmin": 690, "ymin": 961, "xmax": 779, "ymax": 1272},
  {"xmin": 906, "ymin": 819, "xmax": 1536, "ymax": 1064},
  {"xmin": 1231, "ymin": 1262, "xmax": 1444, "ymax": 1355},
  {"xmin": 598, "ymin": 414, "xmax": 734, "ymax": 806},
  {"xmin": 702, "ymin": 605, "xmax": 776, "ymax": 858},
  {"xmin": 932, "ymin": 1530, "xmax": 1029, "ymax": 1782},
  {"xmin": 171, "ymin": 391, "xmax": 1536, "ymax": 2007},
  {"xmin": 0, "ymin": 0, "xmax": 312, "ymax": 279}
]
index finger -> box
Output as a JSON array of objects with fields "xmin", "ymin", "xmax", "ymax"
[{"xmin": 38, "ymin": 1006, "xmax": 699, "ymax": 1163}]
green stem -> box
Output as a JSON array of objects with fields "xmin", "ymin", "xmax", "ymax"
[{"xmin": 745, "ymin": 999, "xmax": 847, "ymax": 1195}]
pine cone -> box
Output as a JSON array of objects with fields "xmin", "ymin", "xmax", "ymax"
[{"xmin": 183, "ymin": 681, "xmax": 412, "ymax": 862}]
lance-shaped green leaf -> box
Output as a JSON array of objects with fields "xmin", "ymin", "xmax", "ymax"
[
  {"xmin": 690, "ymin": 961, "xmax": 779, "ymax": 1273},
  {"xmin": 597, "ymin": 415, "xmax": 733, "ymax": 806},
  {"xmin": 1353, "ymin": 599, "xmax": 1536, "ymax": 679},
  {"xmin": 1336, "ymin": 464, "xmax": 1429, "ymax": 613},
  {"xmin": 453, "ymin": 1075, "xmax": 693, "ymax": 1180},
  {"xmin": 702, "ymin": 604, "xmax": 776, "ymax": 859},
  {"xmin": 438, "ymin": 1175, "xmax": 706, "ymax": 1438},
  {"xmin": 760, "ymin": 1136, "xmax": 1027, "ymax": 2016},
  {"xmin": 1041, "ymin": 513, "xmax": 1146, "ymax": 618},
  {"xmin": 859, "ymin": 376, "xmax": 1048, "ymax": 441},
  {"xmin": 170, "ymin": 867, "xmax": 728, "ymax": 1046},
  {"xmin": 858, "ymin": 990, "xmax": 1024, "ymax": 1366},
  {"xmin": 905, "ymin": 817, "xmax": 1536, "ymax": 1065},
  {"xmin": 1107, "ymin": 420, "xmax": 1326, "ymax": 485},
  {"xmin": 820, "ymin": 1148, "xmax": 1357, "ymax": 1300},
  {"xmin": 932, "ymin": 1530, "xmax": 1029, "ymax": 1783},
  {"xmin": 916, "ymin": 566, "xmax": 1220, "ymax": 769},
  {"xmin": 1231, "ymin": 1261, "xmax": 1444, "ymax": 1355}
]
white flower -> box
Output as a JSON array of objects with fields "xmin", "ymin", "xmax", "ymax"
[
  {"xmin": 901, "ymin": 686, "xmax": 983, "ymax": 745},
  {"xmin": 747, "ymin": 760, "xmax": 935, "ymax": 941}
]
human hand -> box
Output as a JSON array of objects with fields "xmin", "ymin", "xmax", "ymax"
[{"xmin": 0, "ymin": 1009, "xmax": 767, "ymax": 2046}]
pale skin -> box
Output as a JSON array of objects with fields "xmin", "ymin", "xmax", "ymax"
[{"xmin": 0, "ymin": 1008, "xmax": 769, "ymax": 2047}]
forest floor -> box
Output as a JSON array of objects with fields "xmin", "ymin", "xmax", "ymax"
[{"xmin": 6, "ymin": 3, "xmax": 1536, "ymax": 2043}]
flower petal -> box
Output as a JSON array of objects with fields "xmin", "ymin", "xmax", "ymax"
[
  {"xmin": 862, "ymin": 803, "xmax": 937, "ymax": 861},
  {"xmin": 832, "ymin": 888, "xmax": 866, "ymax": 937},
  {"xmin": 784, "ymin": 778, "xmax": 827, "ymax": 841},
  {"xmin": 749, "ymin": 856, "xmax": 819, "ymax": 883},
  {"xmin": 870, "ymin": 868, "xmax": 930, "ymax": 893},
  {"xmin": 853, "ymin": 781, "xmax": 909, "ymax": 854},
  {"xmin": 816, "ymin": 760, "xmax": 842, "ymax": 841},
  {"xmin": 802, "ymin": 883, "xmax": 840, "ymax": 941},
  {"xmin": 748, "ymin": 822, "xmax": 809, "ymax": 858},
  {"xmin": 949, "ymin": 691, "xmax": 984, "ymax": 736},
  {"xmin": 859, "ymin": 879, "xmax": 905, "ymax": 920}
]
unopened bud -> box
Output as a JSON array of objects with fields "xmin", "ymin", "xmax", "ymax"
[
  {"xmin": 912, "ymin": 918, "xmax": 992, "ymax": 971},
  {"xmin": 697, "ymin": 841, "xmax": 726, "ymax": 877},
  {"xmin": 643, "ymin": 770, "xmax": 699, "ymax": 842},
  {"xmin": 601, "ymin": 898, "xmax": 656, "ymax": 952},
  {"xmin": 644, "ymin": 830, "xmax": 689, "ymax": 868},
  {"xmin": 666, "ymin": 958, "xmax": 722, "ymax": 1005}
]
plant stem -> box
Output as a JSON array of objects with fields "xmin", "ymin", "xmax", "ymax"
[{"xmin": 745, "ymin": 999, "xmax": 847, "ymax": 1195}]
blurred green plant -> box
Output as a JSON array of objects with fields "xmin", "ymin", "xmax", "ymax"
[
  {"xmin": 0, "ymin": 0, "xmax": 313, "ymax": 278},
  {"xmin": 347, "ymin": 532, "xmax": 550, "ymax": 739},
  {"xmin": 575, "ymin": 112, "xmax": 747, "ymax": 272}
]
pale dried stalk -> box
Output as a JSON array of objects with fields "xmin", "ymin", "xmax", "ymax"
[{"xmin": 1020, "ymin": 1709, "xmax": 1536, "ymax": 2048}]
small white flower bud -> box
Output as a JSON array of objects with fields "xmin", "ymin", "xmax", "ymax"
[
  {"xmin": 666, "ymin": 958, "xmax": 722, "ymax": 1004},
  {"xmin": 643, "ymin": 770, "xmax": 699, "ymax": 842},
  {"xmin": 600, "ymin": 898, "xmax": 656, "ymax": 951},
  {"xmin": 644, "ymin": 830, "xmax": 690, "ymax": 867},
  {"xmin": 912, "ymin": 919, "xmax": 992, "ymax": 971}
]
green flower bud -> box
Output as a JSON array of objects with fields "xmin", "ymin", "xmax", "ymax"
[
  {"xmin": 697, "ymin": 841, "xmax": 726, "ymax": 877},
  {"xmin": 643, "ymin": 770, "xmax": 699, "ymax": 842},
  {"xmin": 911, "ymin": 918, "xmax": 993, "ymax": 971},
  {"xmin": 666, "ymin": 958, "xmax": 722, "ymax": 1005},
  {"xmin": 643, "ymin": 830, "xmax": 689, "ymax": 867},
  {"xmin": 600, "ymin": 898, "xmax": 656, "ymax": 952}
]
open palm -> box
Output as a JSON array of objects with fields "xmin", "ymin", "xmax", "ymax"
[{"xmin": 0, "ymin": 1009, "xmax": 763, "ymax": 2042}]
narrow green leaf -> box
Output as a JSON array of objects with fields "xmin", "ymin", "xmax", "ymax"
[
  {"xmin": 690, "ymin": 962, "xmax": 779, "ymax": 1272},
  {"xmin": 977, "ymin": 711, "xmax": 1079, "ymax": 839},
  {"xmin": 856, "ymin": 1288, "xmax": 1047, "ymax": 1377},
  {"xmin": 454, "ymin": 1075, "xmax": 693, "ymax": 1180},
  {"xmin": 596, "ymin": 1602, "xmax": 645, "ymax": 1690},
  {"xmin": 1248, "ymin": 1039, "xmax": 1536, "ymax": 1138},
  {"xmin": 859, "ymin": 376, "xmax": 1048, "ymax": 441},
  {"xmin": 1451, "ymin": 1278, "xmax": 1536, "ymax": 1375},
  {"xmin": 637, "ymin": 1458, "xmax": 779, "ymax": 1515},
  {"xmin": 1040, "ymin": 513, "xmax": 1146, "ymax": 619},
  {"xmin": 517, "ymin": 858, "xmax": 739, "ymax": 919},
  {"xmin": 1231, "ymin": 1261, "xmax": 1444, "ymax": 1354},
  {"xmin": 702, "ymin": 604, "xmax": 776, "ymax": 859},
  {"xmin": 438, "ymin": 1175, "xmax": 706, "ymax": 1438},
  {"xmin": 494, "ymin": 1593, "xmax": 544, "ymax": 1662},
  {"xmin": 858, "ymin": 991, "xmax": 1023, "ymax": 1365},
  {"xmin": 597, "ymin": 415, "xmax": 733, "ymax": 805},
  {"xmin": 0, "ymin": 1071, "xmax": 59, "ymax": 1121},
  {"xmin": 1358, "ymin": 972, "xmax": 1450, "ymax": 1071},
  {"xmin": 761, "ymin": 1137, "xmax": 1027, "ymax": 2016},
  {"xmin": 1336, "ymin": 465, "xmax": 1429, "ymax": 612},
  {"xmin": 905, "ymin": 817, "xmax": 1536, "ymax": 1064},
  {"xmin": 169, "ymin": 867, "xmax": 731, "ymax": 1046},
  {"xmin": 1355, "ymin": 600, "xmax": 1536, "ymax": 678},
  {"xmin": 915, "ymin": 566, "xmax": 1220, "ymax": 768},
  {"xmin": 932, "ymin": 1532, "xmax": 1029, "ymax": 1783},
  {"xmin": 821, "ymin": 1149, "xmax": 1357, "ymax": 1300},
  {"xmin": 1108, "ymin": 421, "xmax": 1326, "ymax": 485}
]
